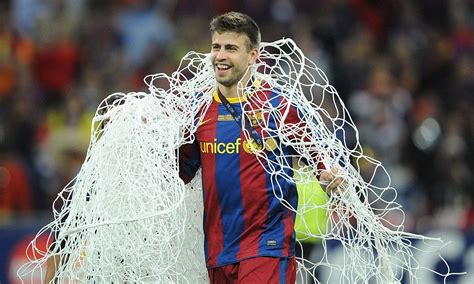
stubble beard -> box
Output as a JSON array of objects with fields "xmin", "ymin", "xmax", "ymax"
[{"xmin": 215, "ymin": 67, "xmax": 248, "ymax": 88}]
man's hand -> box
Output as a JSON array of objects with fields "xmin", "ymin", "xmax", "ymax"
[
  {"xmin": 319, "ymin": 167, "xmax": 346, "ymax": 194},
  {"xmin": 45, "ymin": 255, "xmax": 61, "ymax": 283}
]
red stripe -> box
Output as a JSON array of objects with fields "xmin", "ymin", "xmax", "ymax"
[
  {"xmin": 198, "ymin": 102, "xmax": 223, "ymax": 266},
  {"xmin": 286, "ymin": 257, "xmax": 297, "ymax": 283},
  {"xmin": 239, "ymin": 257, "xmax": 280, "ymax": 283}
]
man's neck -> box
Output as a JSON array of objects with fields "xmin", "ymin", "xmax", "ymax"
[
  {"xmin": 218, "ymin": 84, "xmax": 238, "ymax": 99},
  {"xmin": 218, "ymin": 74, "xmax": 252, "ymax": 99}
]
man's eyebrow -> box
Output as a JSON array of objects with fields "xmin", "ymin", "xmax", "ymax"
[
  {"xmin": 211, "ymin": 43, "xmax": 239, "ymax": 49},
  {"xmin": 224, "ymin": 44, "xmax": 239, "ymax": 49}
]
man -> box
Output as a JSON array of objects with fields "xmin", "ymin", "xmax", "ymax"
[
  {"xmin": 44, "ymin": 11, "xmax": 342, "ymax": 284},
  {"xmin": 179, "ymin": 11, "xmax": 341, "ymax": 284}
]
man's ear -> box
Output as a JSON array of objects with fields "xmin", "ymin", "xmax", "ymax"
[{"xmin": 248, "ymin": 48, "xmax": 259, "ymax": 65}]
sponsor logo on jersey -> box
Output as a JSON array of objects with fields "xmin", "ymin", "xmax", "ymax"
[{"xmin": 200, "ymin": 137, "xmax": 277, "ymax": 155}]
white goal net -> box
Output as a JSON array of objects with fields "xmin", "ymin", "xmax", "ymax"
[{"xmin": 18, "ymin": 39, "xmax": 458, "ymax": 283}]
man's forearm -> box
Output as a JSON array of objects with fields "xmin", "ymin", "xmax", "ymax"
[{"xmin": 44, "ymin": 255, "xmax": 60, "ymax": 283}]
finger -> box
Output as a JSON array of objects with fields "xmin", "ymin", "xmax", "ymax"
[
  {"xmin": 326, "ymin": 177, "xmax": 345, "ymax": 194},
  {"xmin": 320, "ymin": 170, "xmax": 334, "ymax": 182}
]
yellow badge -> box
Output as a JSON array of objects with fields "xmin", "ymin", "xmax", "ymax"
[
  {"xmin": 243, "ymin": 138, "xmax": 277, "ymax": 154},
  {"xmin": 264, "ymin": 138, "xmax": 277, "ymax": 151},
  {"xmin": 243, "ymin": 139, "xmax": 263, "ymax": 154}
]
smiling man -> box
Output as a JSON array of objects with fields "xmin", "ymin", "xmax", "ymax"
[
  {"xmin": 210, "ymin": 20, "xmax": 259, "ymax": 97},
  {"xmin": 178, "ymin": 11, "xmax": 341, "ymax": 284}
]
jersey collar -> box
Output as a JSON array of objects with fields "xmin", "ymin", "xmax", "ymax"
[{"xmin": 213, "ymin": 80, "xmax": 261, "ymax": 104}]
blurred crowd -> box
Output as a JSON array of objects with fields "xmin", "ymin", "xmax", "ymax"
[{"xmin": 0, "ymin": 0, "xmax": 472, "ymax": 234}]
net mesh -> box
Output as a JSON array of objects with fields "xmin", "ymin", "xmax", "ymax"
[{"xmin": 18, "ymin": 39, "xmax": 458, "ymax": 283}]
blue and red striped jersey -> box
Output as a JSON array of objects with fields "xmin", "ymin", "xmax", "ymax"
[{"xmin": 179, "ymin": 86, "xmax": 302, "ymax": 268}]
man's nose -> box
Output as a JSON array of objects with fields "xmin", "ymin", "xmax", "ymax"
[{"xmin": 215, "ymin": 48, "xmax": 226, "ymax": 60}]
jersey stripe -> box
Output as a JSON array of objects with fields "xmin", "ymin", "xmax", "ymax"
[
  {"xmin": 275, "ymin": 92, "xmax": 299, "ymax": 257},
  {"xmin": 215, "ymin": 103, "xmax": 245, "ymax": 265},
  {"xmin": 200, "ymin": 103, "xmax": 224, "ymax": 266},
  {"xmin": 237, "ymin": 129, "xmax": 269, "ymax": 259}
]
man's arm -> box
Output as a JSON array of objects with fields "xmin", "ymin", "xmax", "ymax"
[
  {"xmin": 178, "ymin": 141, "xmax": 201, "ymax": 184},
  {"xmin": 278, "ymin": 97, "xmax": 345, "ymax": 194},
  {"xmin": 44, "ymin": 255, "xmax": 60, "ymax": 283},
  {"xmin": 319, "ymin": 167, "xmax": 345, "ymax": 194}
]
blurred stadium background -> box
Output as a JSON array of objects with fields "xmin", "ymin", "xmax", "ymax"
[{"xmin": 0, "ymin": 0, "xmax": 472, "ymax": 283}]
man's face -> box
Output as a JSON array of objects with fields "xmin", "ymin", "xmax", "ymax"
[{"xmin": 210, "ymin": 32, "xmax": 258, "ymax": 88}]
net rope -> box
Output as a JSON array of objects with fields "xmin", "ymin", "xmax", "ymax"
[{"xmin": 18, "ymin": 38, "xmax": 459, "ymax": 283}]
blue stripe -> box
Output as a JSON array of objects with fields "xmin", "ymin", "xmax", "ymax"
[
  {"xmin": 203, "ymin": 187, "xmax": 209, "ymax": 261},
  {"xmin": 215, "ymin": 103, "xmax": 245, "ymax": 265},
  {"xmin": 279, "ymin": 257, "xmax": 287, "ymax": 283},
  {"xmin": 259, "ymin": 91, "xmax": 299, "ymax": 256},
  {"xmin": 259, "ymin": 172, "xmax": 285, "ymax": 253}
]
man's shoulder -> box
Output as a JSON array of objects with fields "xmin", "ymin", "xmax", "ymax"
[{"xmin": 250, "ymin": 81, "xmax": 283, "ymax": 107}]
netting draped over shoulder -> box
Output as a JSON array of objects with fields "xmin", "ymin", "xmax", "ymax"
[
  {"xmin": 236, "ymin": 39, "xmax": 459, "ymax": 283},
  {"xmin": 17, "ymin": 52, "xmax": 215, "ymax": 283},
  {"xmin": 18, "ymin": 40, "xmax": 458, "ymax": 283}
]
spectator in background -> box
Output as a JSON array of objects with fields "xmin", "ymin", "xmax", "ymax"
[
  {"xmin": 116, "ymin": 0, "xmax": 175, "ymax": 70},
  {"xmin": 0, "ymin": 9, "xmax": 15, "ymax": 99},
  {"xmin": 0, "ymin": 0, "xmax": 470, "ymax": 238},
  {"xmin": 349, "ymin": 59, "xmax": 412, "ymax": 166},
  {"xmin": 0, "ymin": 144, "xmax": 33, "ymax": 218},
  {"xmin": 32, "ymin": 24, "xmax": 79, "ymax": 107},
  {"xmin": 41, "ymin": 93, "xmax": 90, "ymax": 201}
]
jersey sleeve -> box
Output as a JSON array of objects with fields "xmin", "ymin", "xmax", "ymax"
[
  {"xmin": 178, "ymin": 141, "xmax": 201, "ymax": 184},
  {"xmin": 278, "ymin": 98, "xmax": 326, "ymax": 175}
]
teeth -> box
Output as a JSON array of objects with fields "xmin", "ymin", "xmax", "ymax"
[{"xmin": 217, "ymin": 64, "xmax": 230, "ymax": 70}]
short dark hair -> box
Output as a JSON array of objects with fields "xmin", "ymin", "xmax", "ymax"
[{"xmin": 210, "ymin": 11, "xmax": 261, "ymax": 50}]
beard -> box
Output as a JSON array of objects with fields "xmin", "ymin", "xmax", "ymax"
[{"xmin": 214, "ymin": 65, "xmax": 248, "ymax": 88}]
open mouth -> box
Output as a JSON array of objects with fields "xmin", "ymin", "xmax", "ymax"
[{"xmin": 216, "ymin": 63, "xmax": 231, "ymax": 73}]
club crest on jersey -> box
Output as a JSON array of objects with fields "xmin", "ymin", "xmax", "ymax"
[{"xmin": 248, "ymin": 111, "xmax": 264, "ymax": 127}]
